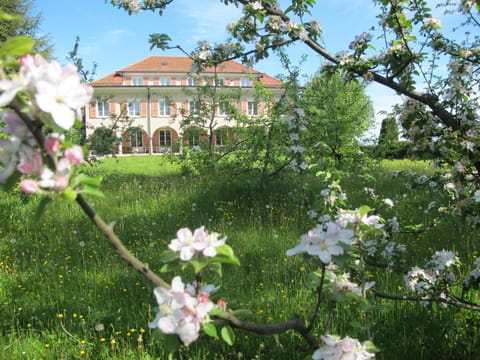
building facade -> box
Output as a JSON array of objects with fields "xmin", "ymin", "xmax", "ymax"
[{"xmin": 86, "ymin": 56, "xmax": 283, "ymax": 154}]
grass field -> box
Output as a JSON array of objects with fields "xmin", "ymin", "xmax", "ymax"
[{"xmin": 0, "ymin": 156, "xmax": 479, "ymax": 359}]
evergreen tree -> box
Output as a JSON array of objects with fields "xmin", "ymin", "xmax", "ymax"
[
  {"xmin": 378, "ymin": 116, "xmax": 399, "ymax": 146},
  {"xmin": 0, "ymin": 0, "xmax": 52, "ymax": 56}
]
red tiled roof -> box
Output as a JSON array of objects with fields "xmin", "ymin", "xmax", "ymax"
[{"xmin": 91, "ymin": 56, "xmax": 283, "ymax": 87}]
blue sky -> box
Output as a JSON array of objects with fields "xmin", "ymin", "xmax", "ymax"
[{"xmin": 33, "ymin": 0, "xmax": 452, "ymax": 138}]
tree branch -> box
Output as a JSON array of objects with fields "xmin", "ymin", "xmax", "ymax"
[{"xmin": 372, "ymin": 289, "xmax": 480, "ymax": 311}]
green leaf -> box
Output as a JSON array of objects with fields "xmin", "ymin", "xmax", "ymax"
[
  {"xmin": 202, "ymin": 322, "xmax": 219, "ymax": 339},
  {"xmin": 189, "ymin": 259, "xmax": 208, "ymax": 274},
  {"xmin": 82, "ymin": 184, "xmax": 105, "ymax": 198},
  {"xmin": 220, "ymin": 326, "xmax": 235, "ymax": 346},
  {"xmin": 358, "ymin": 205, "xmax": 372, "ymax": 217},
  {"xmin": 206, "ymin": 261, "xmax": 223, "ymax": 277},
  {"xmin": 208, "ymin": 307, "xmax": 224, "ymax": 316},
  {"xmin": 213, "ymin": 245, "xmax": 240, "ymax": 266},
  {"xmin": 158, "ymin": 250, "xmax": 178, "ymax": 263},
  {"xmin": 76, "ymin": 174, "xmax": 103, "ymax": 187},
  {"xmin": 164, "ymin": 334, "xmax": 181, "ymax": 353},
  {"xmin": 61, "ymin": 187, "xmax": 77, "ymax": 201},
  {"xmin": 35, "ymin": 196, "xmax": 52, "ymax": 222},
  {"xmin": 0, "ymin": 36, "xmax": 34, "ymax": 57}
]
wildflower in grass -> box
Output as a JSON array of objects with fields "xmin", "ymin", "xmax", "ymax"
[
  {"xmin": 286, "ymin": 222, "xmax": 353, "ymax": 264},
  {"xmin": 312, "ymin": 334, "xmax": 375, "ymax": 359},
  {"xmin": 383, "ymin": 198, "xmax": 394, "ymax": 207}
]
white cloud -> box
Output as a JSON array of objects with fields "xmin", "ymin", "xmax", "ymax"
[{"xmin": 172, "ymin": 0, "xmax": 242, "ymax": 44}]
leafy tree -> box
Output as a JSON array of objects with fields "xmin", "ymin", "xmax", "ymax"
[
  {"xmin": 0, "ymin": 0, "xmax": 52, "ymax": 55},
  {"xmin": 88, "ymin": 126, "xmax": 116, "ymax": 155},
  {"xmin": 301, "ymin": 70, "xmax": 373, "ymax": 165}
]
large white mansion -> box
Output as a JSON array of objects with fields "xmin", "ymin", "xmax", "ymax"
[{"xmin": 86, "ymin": 56, "xmax": 284, "ymax": 154}]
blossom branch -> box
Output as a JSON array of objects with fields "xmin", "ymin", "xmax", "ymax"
[
  {"xmin": 213, "ymin": 311, "xmax": 319, "ymax": 349},
  {"xmin": 307, "ymin": 263, "xmax": 326, "ymax": 332},
  {"xmin": 372, "ymin": 289, "xmax": 480, "ymax": 311}
]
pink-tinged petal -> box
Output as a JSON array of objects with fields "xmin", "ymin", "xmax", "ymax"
[
  {"xmin": 44, "ymin": 137, "xmax": 61, "ymax": 153},
  {"xmin": 179, "ymin": 246, "xmax": 195, "ymax": 261},
  {"xmin": 176, "ymin": 227, "xmax": 193, "ymax": 241},
  {"xmin": 64, "ymin": 145, "xmax": 84, "ymax": 165},
  {"xmin": 171, "ymin": 276, "xmax": 185, "ymax": 292},
  {"xmin": 153, "ymin": 286, "xmax": 170, "ymax": 306},
  {"xmin": 202, "ymin": 246, "xmax": 217, "ymax": 257},
  {"xmin": 177, "ymin": 322, "xmax": 200, "ymax": 345},
  {"xmin": 158, "ymin": 315, "xmax": 178, "ymax": 334},
  {"xmin": 20, "ymin": 179, "xmax": 38, "ymax": 194},
  {"xmin": 286, "ymin": 243, "xmax": 306, "ymax": 257}
]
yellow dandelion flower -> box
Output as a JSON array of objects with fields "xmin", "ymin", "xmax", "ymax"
[{"xmin": 110, "ymin": 339, "xmax": 116, "ymax": 345}]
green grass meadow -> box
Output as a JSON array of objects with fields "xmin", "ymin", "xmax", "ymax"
[{"xmin": 1, "ymin": 156, "xmax": 479, "ymax": 359}]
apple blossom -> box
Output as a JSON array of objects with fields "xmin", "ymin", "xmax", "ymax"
[
  {"xmin": 19, "ymin": 178, "xmax": 39, "ymax": 194},
  {"xmin": 17, "ymin": 146, "xmax": 42, "ymax": 174},
  {"xmin": 327, "ymin": 271, "xmax": 375, "ymax": 297},
  {"xmin": 0, "ymin": 138, "xmax": 20, "ymax": 183},
  {"xmin": 44, "ymin": 137, "xmax": 61, "ymax": 154},
  {"xmin": 169, "ymin": 227, "xmax": 208, "ymax": 261},
  {"xmin": 149, "ymin": 276, "xmax": 214, "ymax": 345},
  {"xmin": 312, "ymin": 335, "xmax": 375, "ymax": 360},
  {"xmin": 286, "ymin": 222, "xmax": 353, "ymax": 264},
  {"xmin": 64, "ymin": 145, "xmax": 84, "ymax": 165}
]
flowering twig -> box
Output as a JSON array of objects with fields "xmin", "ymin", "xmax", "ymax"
[{"xmin": 372, "ymin": 289, "xmax": 480, "ymax": 311}]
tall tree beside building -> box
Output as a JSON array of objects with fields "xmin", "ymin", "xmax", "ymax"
[
  {"xmin": 301, "ymin": 70, "xmax": 374, "ymax": 164},
  {"xmin": 0, "ymin": 0, "xmax": 52, "ymax": 56}
]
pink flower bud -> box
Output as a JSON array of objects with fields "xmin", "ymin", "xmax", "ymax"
[
  {"xmin": 17, "ymin": 149, "xmax": 42, "ymax": 174},
  {"xmin": 20, "ymin": 178, "xmax": 39, "ymax": 194},
  {"xmin": 217, "ymin": 299, "xmax": 227, "ymax": 311},
  {"xmin": 64, "ymin": 145, "xmax": 84, "ymax": 165},
  {"xmin": 44, "ymin": 137, "xmax": 61, "ymax": 153}
]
